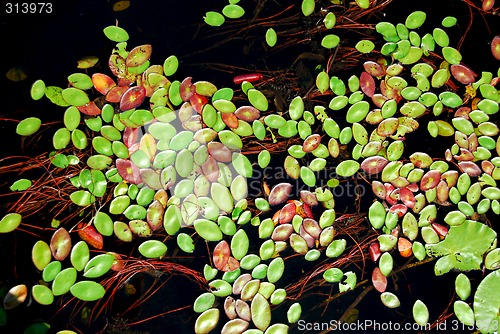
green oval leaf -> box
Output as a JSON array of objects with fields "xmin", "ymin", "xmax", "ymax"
[
  {"xmin": 0, "ymin": 213, "xmax": 22, "ymax": 233},
  {"xmin": 70, "ymin": 281, "xmax": 106, "ymax": 301},
  {"xmin": 16, "ymin": 117, "xmax": 41, "ymax": 136},
  {"xmin": 138, "ymin": 240, "xmax": 167, "ymax": 258}
]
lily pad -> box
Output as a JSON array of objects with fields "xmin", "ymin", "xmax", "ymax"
[
  {"xmin": 474, "ymin": 270, "xmax": 500, "ymax": 333},
  {"xmin": 103, "ymin": 25, "xmax": 129, "ymax": 42},
  {"xmin": 426, "ymin": 220, "xmax": 497, "ymax": 275}
]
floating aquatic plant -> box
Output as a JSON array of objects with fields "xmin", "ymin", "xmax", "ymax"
[{"xmin": 1, "ymin": 0, "xmax": 500, "ymax": 333}]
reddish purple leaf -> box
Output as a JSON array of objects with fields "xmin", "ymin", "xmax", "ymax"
[
  {"xmin": 420, "ymin": 170, "xmax": 441, "ymax": 191},
  {"xmin": 303, "ymin": 218, "xmax": 321, "ymax": 239},
  {"xmin": 77, "ymin": 224, "xmax": 103, "ymax": 249},
  {"xmin": 116, "ymin": 158, "xmax": 142, "ymax": 184},
  {"xmin": 50, "ymin": 227, "xmax": 72, "ymax": 261},
  {"xmin": 208, "ymin": 142, "xmax": 232, "ymax": 162},
  {"xmin": 360, "ymin": 71, "xmax": 376, "ymax": 97},
  {"xmin": 202, "ymin": 155, "xmax": 220, "ymax": 182},
  {"xmin": 458, "ymin": 161, "xmax": 482, "ymax": 177},
  {"xmin": 360, "ymin": 156, "xmax": 389, "ymax": 175},
  {"xmin": 180, "ymin": 77, "xmax": 195, "ymax": 102},
  {"xmin": 302, "ymin": 134, "xmax": 321, "ymax": 153},
  {"xmin": 451, "ymin": 64, "xmax": 476, "ymax": 84},
  {"xmin": 235, "ymin": 106, "xmax": 261, "ymax": 122},
  {"xmin": 213, "ymin": 240, "xmax": 230, "ymax": 271},
  {"xmin": 372, "ymin": 267, "xmax": 387, "ymax": 293},
  {"xmin": 120, "ymin": 86, "xmax": 146, "ymax": 111},
  {"xmin": 369, "ymin": 242, "xmax": 381, "ymax": 262},
  {"xmin": 268, "ymin": 183, "xmax": 293, "ymax": 206},
  {"xmin": 77, "ymin": 101, "xmax": 101, "ymax": 116},
  {"xmin": 271, "ymin": 224, "xmax": 294, "ymax": 242},
  {"xmin": 399, "ymin": 187, "xmax": 416, "ymax": 209},
  {"xmin": 492, "ymin": 35, "xmax": 500, "ymax": 60},
  {"xmin": 300, "ymin": 190, "xmax": 318, "ymax": 206},
  {"xmin": 221, "ymin": 112, "xmax": 239, "ymax": 129},
  {"xmin": 299, "ymin": 225, "xmax": 316, "ymax": 248},
  {"xmin": 363, "ymin": 61, "xmax": 385, "ymax": 77},
  {"xmin": 279, "ymin": 202, "xmax": 296, "ymax": 224}
]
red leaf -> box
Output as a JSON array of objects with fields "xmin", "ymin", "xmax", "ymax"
[
  {"xmin": 123, "ymin": 127, "xmax": 140, "ymax": 148},
  {"xmin": 109, "ymin": 252, "xmax": 125, "ymax": 271},
  {"xmin": 492, "ymin": 35, "xmax": 500, "ymax": 60},
  {"xmin": 372, "ymin": 267, "xmax": 387, "ymax": 293},
  {"xmin": 120, "ymin": 86, "xmax": 146, "ymax": 111},
  {"xmin": 106, "ymin": 85, "xmax": 129, "ymax": 103},
  {"xmin": 399, "ymin": 187, "xmax": 416, "ymax": 209},
  {"xmin": 77, "ymin": 224, "xmax": 103, "ymax": 250},
  {"xmin": 221, "ymin": 112, "xmax": 239, "ymax": 129},
  {"xmin": 50, "ymin": 227, "xmax": 72, "ymax": 261},
  {"xmin": 279, "ymin": 202, "xmax": 296, "ymax": 224},
  {"xmin": 233, "ymin": 73, "xmax": 263, "ymax": 84},
  {"xmin": 369, "ymin": 242, "xmax": 381, "ymax": 262},
  {"xmin": 213, "ymin": 240, "xmax": 230, "ymax": 271},
  {"xmin": 92, "ymin": 73, "xmax": 116, "ymax": 95},
  {"xmin": 432, "ymin": 222, "xmax": 449, "ymax": 239},
  {"xmin": 420, "ymin": 170, "xmax": 441, "ymax": 191},
  {"xmin": 360, "ymin": 71, "xmax": 376, "ymax": 97},
  {"xmin": 180, "ymin": 77, "xmax": 195, "ymax": 102},
  {"xmin": 389, "ymin": 203, "xmax": 407, "ymax": 218},
  {"xmin": 116, "ymin": 158, "xmax": 142, "ymax": 184},
  {"xmin": 398, "ymin": 238, "xmax": 413, "ymax": 258},
  {"xmin": 268, "ymin": 183, "xmax": 293, "ymax": 206},
  {"xmin": 189, "ymin": 93, "xmax": 208, "ymax": 114},
  {"xmin": 302, "ymin": 134, "xmax": 321, "ymax": 153},
  {"xmin": 77, "ymin": 101, "xmax": 102, "ymax": 116},
  {"xmin": 360, "ymin": 156, "xmax": 389, "ymax": 175},
  {"xmin": 451, "ymin": 64, "xmax": 476, "ymax": 84}
]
